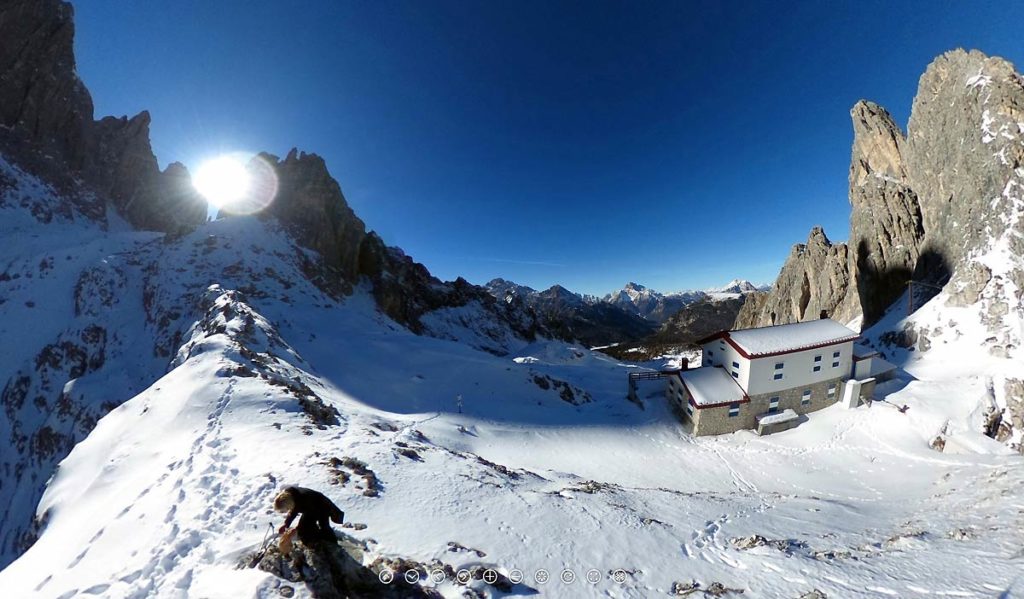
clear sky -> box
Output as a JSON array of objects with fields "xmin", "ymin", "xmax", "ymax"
[{"xmin": 70, "ymin": 1, "xmax": 1024, "ymax": 296}]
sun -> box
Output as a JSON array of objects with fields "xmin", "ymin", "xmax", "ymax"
[{"xmin": 193, "ymin": 155, "xmax": 251, "ymax": 209}]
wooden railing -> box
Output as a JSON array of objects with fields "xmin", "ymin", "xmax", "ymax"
[{"xmin": 628, "ymin": 370, "xmax": 678, "ymax": 381}]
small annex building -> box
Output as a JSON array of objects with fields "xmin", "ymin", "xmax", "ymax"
[{"xmin": 667, "ymin": 318, "xmax": 860, "ymax": 436}]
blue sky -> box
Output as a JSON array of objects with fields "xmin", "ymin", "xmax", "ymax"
[{"xmin": 71, "ymin": 1, "xmax": 1024, "ymax": 296}]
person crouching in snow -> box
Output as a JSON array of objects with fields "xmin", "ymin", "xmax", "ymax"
[{"xmin": 274, "ymin": 486, "xmax": 345, "ymax": 545}]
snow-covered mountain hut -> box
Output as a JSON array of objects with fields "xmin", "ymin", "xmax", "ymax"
[{"xmin": 667, "ymin": 319, "xmax": 861, "ymax": 435}]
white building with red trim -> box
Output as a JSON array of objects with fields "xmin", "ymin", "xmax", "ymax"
[{"xmin": 666, "ymin": 319, "xmax": 862, "ymax": 436}]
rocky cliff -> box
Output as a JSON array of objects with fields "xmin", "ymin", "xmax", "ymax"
[
  {"xmin": 735, "ymin": 50, "xmax": 1024, "ymax": 332},
  {"xmin": 0, "ymin": 0, "xmax": 206, "ymax": 233}
]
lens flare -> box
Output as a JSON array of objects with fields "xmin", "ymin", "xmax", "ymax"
[
  {"xmin": 193, "ymin": 155, "xmax": 250, "ymax": 208},
  {"xmin": 192, "ymin": 153, "xmax": 278, "ymax": 215}
]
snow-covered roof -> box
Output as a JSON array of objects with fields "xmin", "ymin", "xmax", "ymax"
[
  {"xmin": 704, "ymin": 319, "xmax": 858, "ymax": 358},
  {"xmin": 757, "ymin": 409, "xmax": 799, "ymax": 425},
  {"xmin": 680, "ymin": 367, "xmax": 747, "ymax": 407}
]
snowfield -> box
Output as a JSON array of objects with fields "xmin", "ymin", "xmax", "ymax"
[{"xmin": 0, "ymin": 160, "xmax": 1022, "ymax": 598}]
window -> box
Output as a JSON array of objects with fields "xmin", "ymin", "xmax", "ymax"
[
  {"xmin": 832, "ymin": 361, "xmax": 840, "ymax": 368},
  {"xmin": 706, "ymin": 359, "xmax": 713, "ymax": 366},
  {"xmin": 768, "ymin": 396, "xmax": 780, "ymax": 413},
  {"xmin": 814, "ymin": 355, "xmax": 822, "ymax": 362},
  {"xmin": 686, "ymin": 402, "xmax": 694, "ymax": 416},
  {"xmin": 813, "ymin": 365, "xmax": 821, "ymax": 372},
  {"xmin": 728, "ymin": 403, "xmax": 740, "ymax": 417},
  {"xmin": 774, "ymin": 362, "xmax": 784, "ymax": 370},
  {"xmin": 708, "ymin": 351, "xmax": 714, "ymax": 356},
  {"xmin": 731, "ymin": 361, "xmax": 740, "ymax": 369},
  {"xmin": 731, "ymin": 371, "xmax": 739, "ymax": 379},
  {"xmin": 801, "ymin": 389, "xmax": 811, "ymax": 405},
  {"xmin": 833, "ymin": 351, "xmax": 841, "ymax": 358},
  {"xmin": 773, "ymin": 373, "xmax": 783, "ymax": 380},
  {"xmin": 827, "ymin": 383, "xmax": 837, "ymax": 398}
]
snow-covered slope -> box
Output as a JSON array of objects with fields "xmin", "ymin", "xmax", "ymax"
[{"xmin": 1, "ymin": 158, "xmax": 1023, "ymax": 598}]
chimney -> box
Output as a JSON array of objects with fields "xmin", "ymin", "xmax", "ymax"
[{"xmin": 819, "ymin": 310, "xmax": 829, "ymax": 320}]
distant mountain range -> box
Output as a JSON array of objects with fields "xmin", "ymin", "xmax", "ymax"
[
  {"xmin": 487, "ymin": 278, "xmax": 763, "ymax": 322},
  {"xmin": 482, "ymin": 278, "xmax": 764, "ymax": 347}
]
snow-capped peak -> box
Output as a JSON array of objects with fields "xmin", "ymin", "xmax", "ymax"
[{"xmin": 708, "ymin": 279, "xmax": 759, "ymax": 294}]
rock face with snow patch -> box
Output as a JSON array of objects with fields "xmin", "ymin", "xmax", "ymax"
[
  {"xmin": 736, "ymin": 50, "xmax": 1024, "ymax": 331},
  {"xmin": 906, "ymin": 50, "xmax": 1024, "ymax": 272}
]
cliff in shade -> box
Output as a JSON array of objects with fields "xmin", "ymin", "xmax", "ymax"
[
  {"xmin": 736, "ymin": 49, "xmax": 1023, "ymax": 338},
  {"xmin": 0, "ymin": 1, "xmax": 207, "ymax": 231}
]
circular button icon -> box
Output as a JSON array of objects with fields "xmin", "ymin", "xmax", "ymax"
[
  {"xmin": 404, "ymin": 569, "xmax": 420, "ymax": 584},
  {"xmin": 455, "ymin": 569, "xmax": 471, "ymax": 584},
  {"xmin": 561, "ymin": 569, "xmax": 576, "ymax": 584},
  {"xmin": 483, "ymin": 569, "xmax": 498, "ymax": 584},
  {"xmin": 508, "ymin": 569, "xmax": 524, "ymax": 584},
  {"xmin": 429, "ymin": 569, "xmax": 446, "ymax": 584},
  {"xmin": 612, "ymin": 569, "xmax": 628, "ymax": 584},
  {"xmin": 586, "ymin": 569, "xmax": 601, "ymax": 584},
  {"xmin": 534, "ymin": 569, "xmax": 550, "ymax": 584},
  {"xmin": 378, "ymin": 568, "xmax": 394, "ymax": 584}
]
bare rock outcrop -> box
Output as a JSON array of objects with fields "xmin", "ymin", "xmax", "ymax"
[
  {"xmin": 848, "ymin": 100, "xmax": 925, "ymax": 324},
  {"xmin": 0, "ymin": 0, "xmax": 206, "ymax": 233},
  {"xmin": 905, "ymin": 50, "xmax": 1024, "ymax": 267},
  {"xmin": 89, "ymin": 113, "xmax": 207, "ymax": 232},
  {"xmin": 0, "ymin": 0, "xmax": 93, "ymax": 170},
  {"xmin": 263, "ymin": 150, "xmax": 368, "ymax": 282},
  {"xmin": 734, "ymin": 227, "xmax": 853, "ymax": 328}
]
